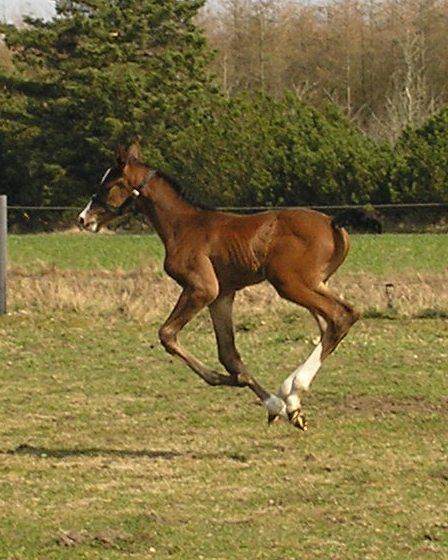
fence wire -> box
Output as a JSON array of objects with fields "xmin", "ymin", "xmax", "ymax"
[
  {"xmin": 4, "ymin": 202, "xmax": 448, "ymax": 234},
  {"xmin": 6, "ymin": 202, "xmax": 448, "ymax": 211}
]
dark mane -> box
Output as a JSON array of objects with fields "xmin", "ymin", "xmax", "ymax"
[
  {"xmin": 155, "ymin": 169, "xmax": 216, "ymax": 211},
  {"xmin": 131, "ymin": 160, "xmax": 215, "ymax": 211}
]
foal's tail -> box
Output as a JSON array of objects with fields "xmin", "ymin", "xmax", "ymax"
[
  {"xmin": 326, "ymin": 217, "xmax": 351, "ymax": 279},
  {"xmin": 332, "ymin": 213, "xmax": 351, "ymax": 230}
]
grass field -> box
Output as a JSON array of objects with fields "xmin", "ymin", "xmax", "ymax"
[
  {"xmin": 1, "ymin": 233, "xmax": 447, "ymax": 559},
  {"xmin": 7, "ymin": 232, "xmax": 448, "ymax": 274}
]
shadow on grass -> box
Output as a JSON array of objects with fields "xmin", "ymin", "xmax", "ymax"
[{"xmin": 2, "ymin": 443, "xmax": 249, "ymax": 462}]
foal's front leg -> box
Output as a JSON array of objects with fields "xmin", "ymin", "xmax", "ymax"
[
  {"xmin": 159, "ymin": 287, "xmax": 237, "ymax": 387},
  {"xmin": 159, "ymin": 286, "xmax": 287, "ymax": 421},
  {"xmin": 209, "ymin": 293, "xmax": 288, "ymax": 420}
]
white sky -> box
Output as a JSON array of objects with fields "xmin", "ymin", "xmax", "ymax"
[
  {"xmin": 0, "ymin": 1, "xmax": 226, "ymax": 22},
  {"xmin": 0, "ymin": 0, "xmax": 56, "ymax": 21}
]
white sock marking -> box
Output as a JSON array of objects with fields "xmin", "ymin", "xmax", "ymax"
[
  {"xmin": 292, "ymin": 342, "xmax": 323, "ymax": 393},
  {"xmin": 263, "ymin": 394, "xmax": 288, "ymax": 419},
  {"xmin": 277, "ymin": 342, "xmax": 323, "ymax": 413}
]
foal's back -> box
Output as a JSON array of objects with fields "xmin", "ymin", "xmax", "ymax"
[{"xmin": 199, "ymin": 208, "xmax": 346, "ymax": 290}]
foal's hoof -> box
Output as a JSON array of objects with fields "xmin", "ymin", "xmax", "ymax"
[{"xmin": 288, "ymin": 409, "xmax": 308, "ymax": 431}]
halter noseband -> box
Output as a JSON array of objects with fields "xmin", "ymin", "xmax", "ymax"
[{"xmin": 92, "ymin": 169, "xmax": 158, "ymax": 216}]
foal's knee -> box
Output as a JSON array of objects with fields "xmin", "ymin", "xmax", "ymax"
[
  {"xmin": 345, "ymin": 305, "xmax": 361, "ymax": 329},
  {"xmin": 159, "ymin": 325, "xmax": 176, "ymax": 354},
  {"xmin": 191, "ymin": 285, "xmax": 219, "ymax": 307}
]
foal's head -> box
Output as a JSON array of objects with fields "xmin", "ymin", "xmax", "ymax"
[{"xmin": 78, "ymin": 144, "xmax": 153, "ymax": 232}]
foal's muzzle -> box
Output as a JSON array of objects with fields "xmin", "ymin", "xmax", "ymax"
[
  {"xmin": 78, "ymin": 216, "xmax": 100, "ymax": 233},
  {"xmin": 78, "ymin": 201, "xmax": 101, "ymax": 232}
]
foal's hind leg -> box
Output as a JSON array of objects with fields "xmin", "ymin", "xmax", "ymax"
[
  {"xmin": 316, "ymin": 284, "xmax": 360, "ymax": 359},
  {"xmin": 271, "ymin": 279, "xmax": 359, "ymax": 429}
]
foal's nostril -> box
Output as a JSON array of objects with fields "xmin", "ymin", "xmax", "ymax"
[{"xmin": 78, "ymin": 216, "xmax": 85, "ymax": 226}]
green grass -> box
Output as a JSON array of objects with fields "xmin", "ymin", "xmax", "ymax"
[
  {"xmin": 8, "ymin": 233, "xmax": 164, "ymax": 271},
  {"xmin": 348, "ymin": 233, "xmax": 448, "ymax": 274},
  {"xmin": 7, "ymin": 232, "xmax": 448, "ymax": 274},
  {"xmin": 2, "ymin": 231, "xmax": 447, "ymax": 558},
  {"xmin": 0, "ymin": 309, "xmax": 447, "ymax": 560}
]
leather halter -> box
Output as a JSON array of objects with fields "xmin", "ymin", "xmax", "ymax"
[{"xmin": 92, "ymin": 169, "xmax": 157, "ymax": 216}]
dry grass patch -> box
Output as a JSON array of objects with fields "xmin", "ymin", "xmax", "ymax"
[{"xmin": 9, "ymin": 265, "xmax": 448, "ymax": 321}]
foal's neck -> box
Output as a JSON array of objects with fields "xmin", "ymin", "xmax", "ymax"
[{"xmin": 141, "ymin": 173, "xmax": 200, "ymax": 247}]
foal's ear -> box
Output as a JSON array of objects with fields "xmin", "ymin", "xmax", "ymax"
[
  {"xmin": 115, "ymin": 145, "xmax": 128, "ymax": 168},
  {"xmin": 127, "ymin": 142, "xmax": 142, "ymax": 161}
]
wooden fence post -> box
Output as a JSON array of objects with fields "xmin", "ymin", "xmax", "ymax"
[{"xmin": 0, "ymin": 195, "xmax": 7, "ymax": 315}]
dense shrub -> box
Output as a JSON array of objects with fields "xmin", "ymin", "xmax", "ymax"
[
  {"xmin": 390, "ymin": 109, "xmax": 448, "ymax": 202},
  {"xmin": 168, "ymin": 94, "xmax": 391, "ymax": 207}
]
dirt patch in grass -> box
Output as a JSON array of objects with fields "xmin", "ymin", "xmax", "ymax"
[
  {"xmin": 56, "ymin": 528, "xmax": 131, "ymax": 548},
  {"xmin": 341, "ymin": 394, "xmax": 448, "ymax": 415}
]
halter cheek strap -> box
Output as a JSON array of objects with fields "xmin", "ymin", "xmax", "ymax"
[
  {"xmin": 93, "ymin": 169, "xmax": 158, "ymax": 216},
  {"xmin": 131, "ymin": 169, "xmax": 158, "ymax": 198}
]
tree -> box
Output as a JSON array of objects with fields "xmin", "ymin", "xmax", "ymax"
[
  {"xmin": 390, "ymin": 108, "xmax": 448, "ymax": 202},
  {"xmin": 170, "ymin": 93, "xmax": 390, "ymax": 207},
  {"xmin": 1, "ymin": 0, "xmax": 214, "ymax": 205},
  {"xmin": 201, "ymin": 0, "xmax": 448, "ymax": 138}
]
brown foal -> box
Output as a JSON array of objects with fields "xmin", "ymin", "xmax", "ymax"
[{"xmin": 78, "ymin": 144, "xmax": 360, "ymax": 430}]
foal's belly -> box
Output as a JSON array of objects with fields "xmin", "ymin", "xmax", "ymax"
[{"xmin": 211, "ymin": 259, "xmax": 266, "ymax": 293}]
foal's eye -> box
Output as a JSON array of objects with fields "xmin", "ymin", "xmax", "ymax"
[{"xmin": 109, "ymin": 185, "xmax": 124, "ymax": 199}]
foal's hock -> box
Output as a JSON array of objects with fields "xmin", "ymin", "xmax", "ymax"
[{"xmin": 78, "ymin": 144, "xmax": 360, "ymax": 430}]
